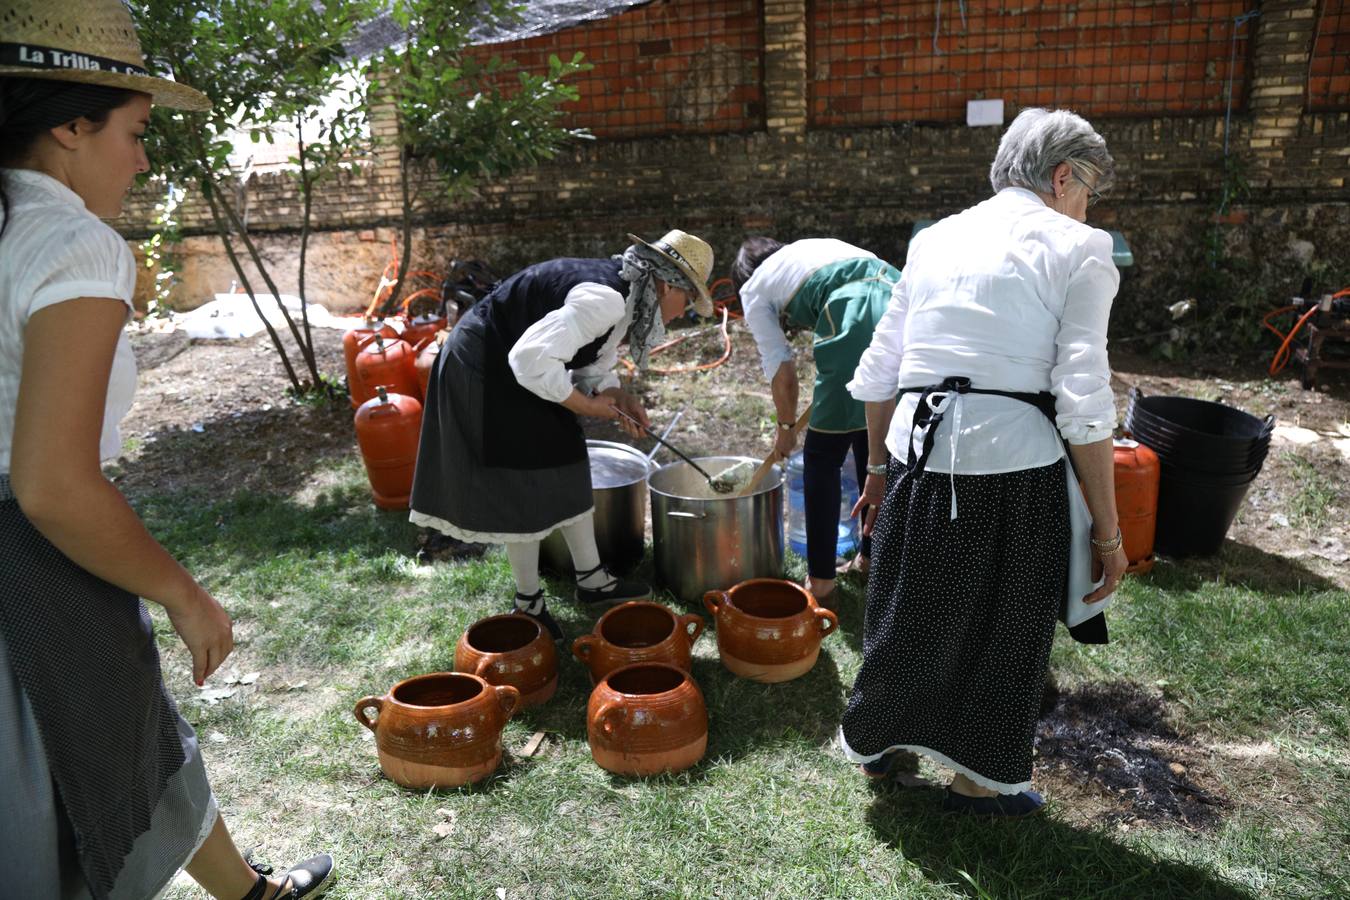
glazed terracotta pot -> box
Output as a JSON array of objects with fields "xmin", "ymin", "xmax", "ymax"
[
  {"xmin": 572, "ymin": 601, "xmax": 704, "ymax": 683},
  {"xmin": 455, "ymin": 613, "xmax": 558, "ymax": 707},
  {"xmin": 354, "ymin": 672, "xmax": 519, "ymax": 789},
  {"xmin": 703, "ymin": 578, "xmax": 839, "ymax": 683},
  {"xmin": 587, "ymin": 663, "xmax": 707, "ymax": 777}
]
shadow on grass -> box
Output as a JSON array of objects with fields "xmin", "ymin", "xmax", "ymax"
[
  {"xmin": 115, "ymin": 399, "xmax": 355, "ymax": 499},
  {"xmin": 1147, "ymin": 539, "xmax": 1339, "ymax": 595},
  {"xmin": 133, "ymin": 480, "xmax": 420, "ymax": 566},
  {"xmin": 865, "ymin": 785, "xmax": 1254, "ymax": 899}
]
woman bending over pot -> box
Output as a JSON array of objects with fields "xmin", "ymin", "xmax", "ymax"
[
  {"xmin": 839, "ymin": 108, "xmax": 1128, "ymax": 816},
  {"xmin": 0, "ymin": 1, "xmax": 332, "ymax": 896},
  {"xmin": 731, "ymin": 237, "xmax": 900, "ymax": 608},
  {"xmin": 410, "ymin": 231, "xmax": 714, "ymax": 642}
]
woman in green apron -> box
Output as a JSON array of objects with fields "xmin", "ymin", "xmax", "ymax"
[{"xmin": 731, "ymin": 238, "xmax": 900, "ymax": 606}]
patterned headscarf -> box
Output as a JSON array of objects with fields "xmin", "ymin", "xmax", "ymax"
[{"xmin": 615, "ymin": 244, "xmax": 695, "ymax": 371}]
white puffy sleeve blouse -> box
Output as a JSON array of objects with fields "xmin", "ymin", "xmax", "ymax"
[{"xmin": 506, "ymin": 281, "xmax": 630, "ymax": 402}]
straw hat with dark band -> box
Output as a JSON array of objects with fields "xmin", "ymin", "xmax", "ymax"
[
  {"xmin": 0, "ymin": 0, "xmax": 210, "ymax": 110},
  {"xmin": 627, "ymin": 230, "xmax": 715, "ymax": 317}
]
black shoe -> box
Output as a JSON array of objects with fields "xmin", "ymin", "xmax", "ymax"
[
  {"xmin": 859, "ymin": 749, "xmax": 920, "ymax": 779},
  {"xmin": 573, "ymin": 563, "xmax": 650, "ymax": 606},
  {"xmin": 242, "ymin": 852, "xmax": 334, "ymax": 900},
  {"xmin": 941, "ymin": 788, "xmax": 1044, "ymax": 817},
  {"xmin": 513, "ymin": 591, "xmax": 564, "ymax": 642}
]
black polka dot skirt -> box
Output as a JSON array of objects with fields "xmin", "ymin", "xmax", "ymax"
[{"xmin": 839, "ymin": 458, "xmax": 1070, "ymax": 793}]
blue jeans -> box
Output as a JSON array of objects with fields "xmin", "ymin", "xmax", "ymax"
[{"xmin": 802, "ymin": 427, "xmax": 872, "ymax": 580}]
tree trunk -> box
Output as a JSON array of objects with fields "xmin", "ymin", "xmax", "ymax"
[{"xmin": 201, "ymin": 181, "xmax": 303, "ymax": 392}]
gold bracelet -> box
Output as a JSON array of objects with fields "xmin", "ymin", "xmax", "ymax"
[{"xmin": 1090, "ymin": 528, "xmax": 1123, "ymax": 557}]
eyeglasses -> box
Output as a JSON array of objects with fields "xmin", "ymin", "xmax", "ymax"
[{"xmin": 1071, "ymin": 170, "xmax": 1104, "ymax": 208}]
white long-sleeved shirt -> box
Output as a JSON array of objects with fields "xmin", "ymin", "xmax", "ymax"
[
  {"xmin": 848, "ymin": 187, "xmax": 1119, "ymax": 476},
  {"xmin": 0, "ymin": 169, "xmax": 137, "ymax": 472},
  {"xmin": 739, "ymin": 238, "xmax": 877, "ymax": 380},
  {"xmin": 506, "ymin": 281, "xmax": 629, "ymax": 402}
]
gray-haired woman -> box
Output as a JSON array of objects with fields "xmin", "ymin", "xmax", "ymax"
[
  {"xmin": 839, "ymin": 108, "xmax": 1128, "ymax": 815},
  {"xmin": 410, "ymin": 232, "xmax": 714, "ymax": 641}
]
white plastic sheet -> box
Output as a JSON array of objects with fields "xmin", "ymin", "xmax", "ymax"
[{"xmin": 175, "ymin": 293, "xmax": 346, "ymax": 340}]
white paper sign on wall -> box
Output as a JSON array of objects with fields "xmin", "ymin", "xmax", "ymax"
[{"xmin": 967, "ymin": 99, "xmax": 1005, "ymax": 127}]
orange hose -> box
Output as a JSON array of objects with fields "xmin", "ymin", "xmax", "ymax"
[
  {"xmin": 620, "ymin": 307, "xmax": 733, "ymax": 376},
  {"xmin": 363, "ymin": 238, "xmax": 445, "ymax": 319},
  {"xmin": 1267, "ymin": 287, "xmax": 1350, "ymax": 376}
]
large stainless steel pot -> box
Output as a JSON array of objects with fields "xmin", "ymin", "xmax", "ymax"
[
  {"xmin": 541, "ymin": 440, "xmax": 649, "ymax": 574},
  {"xmin": 649, "ymin": 456, "xmax": 783, "ymax": 606}
]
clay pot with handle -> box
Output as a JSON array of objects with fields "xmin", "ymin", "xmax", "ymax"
[
  {"xmin": 353, "ymin": 672, "xmax": 519, "ymax": 789},
  {"xmin": 703, "ymin": 578, "xmax": 838, "ymax": 683},
  {"xmin": 571, "ymin": 601, "xmax": 704, "ymax": 684},
  {"xmin": 587, "ymin": 663, "xmax": 707, "ymax": 777},
  {"xmin": 455, "ymin": 613, "xmax": 558, "ymax": 707}
]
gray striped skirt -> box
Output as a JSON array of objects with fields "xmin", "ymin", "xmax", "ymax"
[{"xmin": 0, "ymin": 475, "xmax": 215, "ymax": 899}]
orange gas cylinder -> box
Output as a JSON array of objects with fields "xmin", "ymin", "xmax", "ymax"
[
  {"xmin": 414, "ymin": 332, "xmax": 445, "ymax": 401},
  {"xmin": 354, "ymin": 334, "xmax": 419, "ymax": 406},
  {"xmin": 1114, "ymin": 437, "xmax": 1160, "ymax": 574},
  {"xmin": 343, "ymin": 320, "xmax": 397, "ymax": 409},
  {"xmin": 401, "ymin": 313, "xmax": 448, "ymax": 348},
  {"xmin": 354, "ymin": 386, "xmax": 424, "ymax": 509}
]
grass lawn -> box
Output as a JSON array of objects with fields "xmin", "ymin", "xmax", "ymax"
[{"xmin": 142, "ymin": 457, "xmax": 1349, "ymax": 899}]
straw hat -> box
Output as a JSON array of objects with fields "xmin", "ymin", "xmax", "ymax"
[
  {"xmin": 0, "ymin": 0, "xmax": 210, "ymax": 110},
  {"xmin": 628, "ymin": 230, "xmax": 715, "ymax": 317}
]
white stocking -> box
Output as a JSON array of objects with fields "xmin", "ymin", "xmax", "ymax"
[
  {"xmin": 560, "ymin": 514, "xmax": 607, "ymax": 587},
  {"xmin": 504, "ymin": 540, "xmax": 542, "ymax": 609}
]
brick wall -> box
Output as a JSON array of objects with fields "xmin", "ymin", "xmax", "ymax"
[
  {"xmin": 1309, "ymin": 0, "xmax": 1349, "ymax": 110},
  {"xmin": 466, "ymin": 0, "xmax": 764, "ymax": 138},
  {"xmin": 117, "ymin": 0, "xmax": 1348, "ymax": 335},
  {"xmin": 809, "ymin": 0, "xmax": 1257, "ymax": 126}
]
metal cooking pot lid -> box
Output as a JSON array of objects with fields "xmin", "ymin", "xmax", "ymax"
[{"xmin": 589, "ymin": 444, "xmax": 649, "ymax": 488}]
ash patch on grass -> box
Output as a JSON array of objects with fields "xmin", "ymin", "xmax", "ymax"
[{"xmin": 1037, "ymin": 681, "xmax": 1227, "ymax": 830}]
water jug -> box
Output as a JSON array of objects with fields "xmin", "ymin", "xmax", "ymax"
[{"xmin": 785, "ymin": 449, "xmax": 860, "ymax": 559}]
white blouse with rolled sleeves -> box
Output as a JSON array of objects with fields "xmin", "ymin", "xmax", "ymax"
[
  {"xmin": 507, "ymin": 281, "xmax": 630, "ymax": 401},
  {"xmin": 848, "ymin": 187, "xmax": 1119, "ymax": 474},
  {"xmin": 739, "ymin": 238, "xmax": 877, "ymax": 381},
  {"xmin": 0, "ymin": 169, "xmax": 138, "ymax": 473}
]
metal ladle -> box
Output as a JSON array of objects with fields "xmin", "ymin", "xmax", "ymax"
[{"xmin": 614, "ymin": 408, "xmax": 734, "ymax": 493}]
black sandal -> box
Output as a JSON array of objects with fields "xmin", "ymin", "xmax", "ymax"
[
  {"xmin": 513, "ymin": 590, "xmax": 564, "ymax": 642},
  {"xmin": 240, "ymin": 853, "xmax": 335, "ymax": 900},
  {"xmin": 573, "ymin": 563, "xmax": 650, "ymax": 606}
]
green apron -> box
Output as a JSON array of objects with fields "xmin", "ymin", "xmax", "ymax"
[{"xmin": 785, "ymin": 257, "xmax": 901, "ymax": 432}]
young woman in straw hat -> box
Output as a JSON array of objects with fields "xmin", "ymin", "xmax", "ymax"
[
  {"xmin": 410, "ymin": 231, "xmax": 715, "ymax": 641},
  {"xmin": 1, "ymin": 1, "xmax": 333, "ymax": 897}
]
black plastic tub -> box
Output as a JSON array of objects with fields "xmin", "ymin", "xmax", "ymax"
[{"xmin": 1125, "ymin": 389, "xmax": 1274, "ymax": 557}]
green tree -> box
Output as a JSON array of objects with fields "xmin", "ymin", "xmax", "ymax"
[
  {"xmin": 371, "ymin": 0, "xmax": 592, "ymax": 313},
  {"xmin": 133, "ymin": 0, "xmax": 376, "ymax": 393}
]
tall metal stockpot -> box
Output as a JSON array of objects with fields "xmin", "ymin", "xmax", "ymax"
[
  {"xmin": 648, "ymin": 456, "xmax": 784, "ymax": 606},
  {"xmin": 541, "ymin": 440, "xmax": 649, "ymax": 573}
]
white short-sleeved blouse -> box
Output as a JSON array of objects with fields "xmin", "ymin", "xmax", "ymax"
[{"xmin": 0, "ymin": 169, "xmax": 137, "ymax": 472}]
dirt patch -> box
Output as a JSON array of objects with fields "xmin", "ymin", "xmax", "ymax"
[{"xmin": 1035, "ymin": 681, "xmax": 1228, "ymax": 830}]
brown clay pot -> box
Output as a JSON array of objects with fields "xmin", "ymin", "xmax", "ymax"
[
  {"xmin": 571, "ymin": 601, "xmax": 704, "ymax": 684},
  {"xmin": 455, "ymin": 613, "xmax": 558, "ymax": 707},
  {"xmin": 354, "ymin": 672, "xmax": 519, "ymax": 789},
  {"xmin": 703, "ymin": 578, "xmax": 839, "ymax": 683},
  {"xmin": 587, "ymin": 663, "xmax": 708, "ymax": 777}
]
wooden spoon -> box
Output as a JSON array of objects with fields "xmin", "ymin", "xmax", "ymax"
[{"xmin": 738, "ymin": 402, "xmax": 813, "ymax": 496}]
